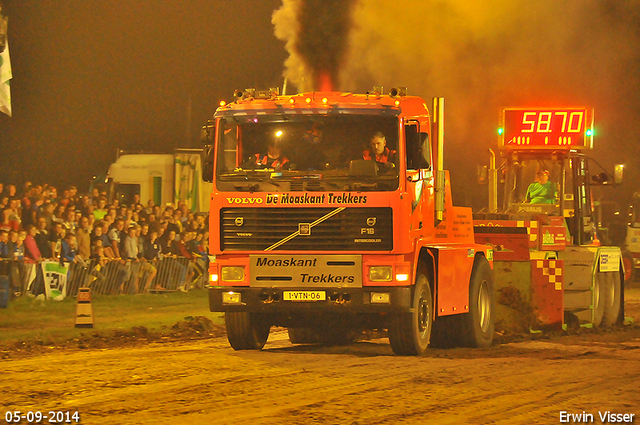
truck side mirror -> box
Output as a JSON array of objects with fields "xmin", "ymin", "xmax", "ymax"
[
  {"xmin": 202, "ymin": 145, "xmax": 214, "ymax": 183},
  {"xmin": 202, "ymin": 162, "xmax": 213, "ymax": 183},
  {"xmin": 406, "ymin": 123, "xmax": 430, "ymax": 170},
  {"xmin": 201, "ymin": 122, "xmax": 215, "ymax": 145},
  {"xmin": 614, "ymin": 164, "xmax": 624, "ymax": 185}
]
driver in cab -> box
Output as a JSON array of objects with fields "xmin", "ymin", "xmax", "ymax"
[
  {"xmin": 246, "ymin": 134, "xmax": 290, "ymax": 171},
  {"xmin": 525, "ymin": 170, "xmax": 556, "ymax": 204},
  {"xmin": 363, "ymin": 131, "xmax": 397, "ymax": 169}
]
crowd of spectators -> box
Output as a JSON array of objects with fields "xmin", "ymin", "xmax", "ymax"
[{"xmin": 0, "ymin": 181, "xmax": 210, "ymax": 295}]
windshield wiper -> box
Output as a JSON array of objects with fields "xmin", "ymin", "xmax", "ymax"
[
  {"xmin": 220, "ymin": 174, "xmax": 281, "ymax": 192},
  {"xmin": 220, "ymin": 170, "xmax": 280, "ymax": 181},
  {"xmin": 234, "ymin": 183, "xmax": 259, "ymax": 192},
  {"xmin": 303, "ymin": 179, "xmax": 343, "ymax": 191},
  {"xmin": 349, "ymin": 182, "xmax": 378, "ymax": 191},
  {"xmin": 252, "ymin": 177, "xmax": 281, "ymax": 188}
]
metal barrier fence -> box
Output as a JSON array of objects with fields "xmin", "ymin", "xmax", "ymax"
[{"xmin": 1, "ymin": 256, "xmax": 208, "ymax": 299}]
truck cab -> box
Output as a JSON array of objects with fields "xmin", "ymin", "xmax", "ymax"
[{"xmin": 205, "ymin": 88, "xmax": 495, "ymax": 355}]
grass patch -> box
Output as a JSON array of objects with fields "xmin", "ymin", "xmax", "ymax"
[{"xmin": 0, "ymin": 289, "xmax": 223, "ymax": 344}]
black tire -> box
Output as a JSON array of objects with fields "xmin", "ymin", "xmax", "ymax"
[
  {"xmin": 459, "ymin": 257, "xmax": 495, "ymax": 348},
  {"xmin": 288, "ymin": 328, "xmax": 320, "ymax": 344},
  {"xmin": 225, "ymin": 312, "xmax": 270, "ymax": 350},
  {"xmin": 622, "ymin": 250, "xmax": 635, "ymax": 286},
  {"xmin": 593, "ymin": 271, "xmax": 605, "ymax": 328},
  {"xmin": 600, "ymin": 268, "xmax": 621, "ymax": 327},
  {"xmin": 388, "ymin": 269, "xmax": 433, "ymax": 355}
]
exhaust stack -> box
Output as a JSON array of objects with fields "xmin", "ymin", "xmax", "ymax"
[{"xmin": 432, "ymin": 97, "xmax": 445, "ymax": 225}]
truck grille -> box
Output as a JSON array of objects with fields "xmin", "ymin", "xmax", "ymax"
[{"xmin": 221, "ymin": 207, "xmax": 393, "ymax": 251}]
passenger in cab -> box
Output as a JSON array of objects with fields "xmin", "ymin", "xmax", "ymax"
[{"xmin": 363, "ymin": 131, "xmax": 396, "ymax": 168}]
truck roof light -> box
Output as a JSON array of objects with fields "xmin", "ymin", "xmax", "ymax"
[
  {"xmin": 322, "ymin": 97, "xmax": 328, "ymax": 104},
  {"xmin": 305, "ymin": 97, "xmax": 312, "ymax": 104},
  {"xmin": 219, "ymin": 100, "xmax": 226, "ymax": 107},
  {"xmin": 394, "ymin": 100, "xmax": 400, "ymax": 107},
  {"xmin": 289, "ymin": 98, "xmax": 295, "ymax": 104}
]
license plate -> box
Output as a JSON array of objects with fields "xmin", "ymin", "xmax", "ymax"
[{"xmin": 283, "ymin": 291, "xmax": 326, "ymax": 302}]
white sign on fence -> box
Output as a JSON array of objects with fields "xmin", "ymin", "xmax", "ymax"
[{"xmin": 42, "ymin": 261, "xmax": 69, "ymax": 301}]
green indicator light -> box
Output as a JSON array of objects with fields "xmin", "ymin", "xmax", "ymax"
[
  {"xmin": 586, "ymin": 129, "xmax": 593, "ymax": 136},
  {"xmin": 498, "ymin": 128, "xmax": 504, "ymax": 135}
]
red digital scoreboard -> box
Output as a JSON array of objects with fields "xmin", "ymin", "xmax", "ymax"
[{"xmin": 499, "ymin": 108, "xmax": 594, "ymax": 150}]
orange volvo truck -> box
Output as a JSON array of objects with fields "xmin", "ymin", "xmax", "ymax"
[
  {"xmin": 474, "ymin": 107, "xmax": 625, "ymax": 332},
  {"xmin": 202, "ymin": 87, "xmax": 494, "ymax": 355}
]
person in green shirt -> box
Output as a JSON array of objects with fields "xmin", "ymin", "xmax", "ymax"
[
  {"xmin": 525, "ymin": 170, "xmax": 556, "ymax": 204},
  {"xmin": 93, "ymin": 197, "xmax": 108, "ymax": 221}
]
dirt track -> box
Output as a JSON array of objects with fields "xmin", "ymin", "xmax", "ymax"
[{"xmin": 2, "ymin": 291, "xmax": 640, "ymax": 425}]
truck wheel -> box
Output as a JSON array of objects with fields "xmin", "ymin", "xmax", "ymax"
[
  {"xmin": 600, "ymin": 269, "xmax": 621, "ymax": 327},
  {"xmin": 288, "ymin": 328, "xmax": 320, "ymax": 344},
  {"xmin": 593, "ymin": 272, "xmax": 606, "ymax": 327},
  {"xmin": 225, "ymin": 312, "xmax": 270, "ymax": 350},
  {"xmin": 459, "ymin": 257, "xmax": 495, "ymax": 348},
  {"xmin": 622, "ymin": 250, "xmax": 635, "ymax": 286},
  {"xmin": 388, "ymin": 270, "xmax": 432, "ymax": 355}
]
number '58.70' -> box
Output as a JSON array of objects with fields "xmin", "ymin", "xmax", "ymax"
[{"xmin": 521, "ymin": 111, "xmax": 584, "ymax": 133}]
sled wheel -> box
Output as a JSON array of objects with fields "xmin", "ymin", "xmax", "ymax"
[
  {"xmin": 593, "ymin": 271, "xmax": 606, "ymax": 328},
  {"xmin": 600, "ymin": 269, "xmax": 621, "ymax": 327}
]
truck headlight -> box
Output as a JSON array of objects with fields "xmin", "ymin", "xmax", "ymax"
[
  {"xmin": 369, "ymin": 266, "xmax": 392, "ymax": 282},
  {"xmin": 221, "ymin": 266, "xmax": 245, "ymax": 282}
]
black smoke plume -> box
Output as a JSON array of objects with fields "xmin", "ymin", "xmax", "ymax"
[{"xmin": 273, "ymin": 0, "xmax": 356, "ymax": 92}]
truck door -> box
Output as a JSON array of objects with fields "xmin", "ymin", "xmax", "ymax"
[
  {"xmin": 570, "ymin": 154, "xmax": 595, "ymax": 245},
  {"xmin": 405, "ymin": 120, "xmax": 432, "ymax": 232}
]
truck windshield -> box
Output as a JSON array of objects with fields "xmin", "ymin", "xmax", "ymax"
[{"xmin": 215, "ymin": 114, "xmax": 399, "ymax": 192}]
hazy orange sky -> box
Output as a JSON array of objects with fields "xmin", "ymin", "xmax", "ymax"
[{"xmin": 1, "ymin": 0, "xmax": 638, "ymax": 208}]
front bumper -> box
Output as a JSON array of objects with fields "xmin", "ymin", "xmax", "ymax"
[{"xmin": 209, "ymin": 286, "xmax": 412, "ymax": 314}]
